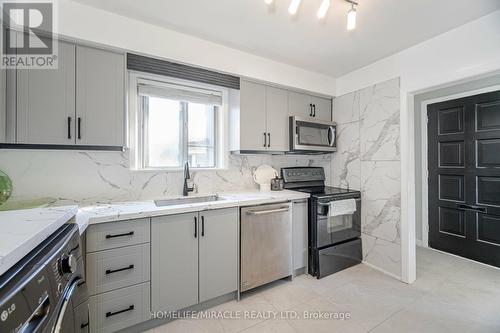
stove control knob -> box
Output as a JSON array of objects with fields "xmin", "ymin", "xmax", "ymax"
[{"xmin": 60, "ymin": 254, "xmax": 77, "ymax": 275}]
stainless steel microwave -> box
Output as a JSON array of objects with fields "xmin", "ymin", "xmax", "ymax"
[{"xmin": 289, "ymin": 116, "xmax": 337, "ymax": 153}]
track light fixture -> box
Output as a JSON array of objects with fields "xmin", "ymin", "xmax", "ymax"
[
  {"xmin": 264, "ymin": 0, "xmax": 359, "ymax": 29},
  {"xmin": 345, "ymin": 0, "xmax": 358, "ymax": 30}
]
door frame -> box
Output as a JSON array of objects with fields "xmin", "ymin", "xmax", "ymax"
[{"xmin": 420, "ymin": 84, "xmax": 500, "ymax": 248}]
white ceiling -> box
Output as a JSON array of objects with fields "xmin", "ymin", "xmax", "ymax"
[{"xmin": 73, "ymin": 0, "xmax": 500, "ymax": 77}]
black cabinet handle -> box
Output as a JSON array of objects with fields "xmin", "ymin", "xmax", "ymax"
[
  {"xmin": 194, "ymin": 216, "xmax": 198, "ymax": 238},
  {"xmin": 105, "ymin": 231, "xmax": 134, "ymax": 239},
  {"xmin": 106, "ymin": 305, "xmax": 134, "ymax": 318},
  {"xmin": 309, "ymin": 104, "xmax": 313, "ymax": 117},
  {"xmin": 457, "ymin": 203, "xmax": 487, "ymax": 213},
  {"xmin": 267, "ymin": 133, "xmax": 271, "ymax": 148},
  {"xmin": 201, "ymin": 216, "xmax": 205, "ymax": 237},
  {"xmin": 67, "ymin": 117, "xmax": 72, "ymax": 139},
  {"xmin": 105, "ymin": 264, "xmax": 134, "ymax": 275},
  {"xmin": 263, "ymin": 132, "xmax": 267, "ymax": 147},
  {"xmin": 77, "ymin": 117, "xmax": 82, "ymax": 140},
  {"xmin": 80, "ymin": 322, "xmax": 89, "ymax": 329},
  {"xmin": 313, "ymin": 104, "xmax": 316, "ymax": 117}
]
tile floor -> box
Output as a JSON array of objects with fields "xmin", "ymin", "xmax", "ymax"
[{"xmin": 144, "ymin": 247, "xmax": 500, "ymax": 333}]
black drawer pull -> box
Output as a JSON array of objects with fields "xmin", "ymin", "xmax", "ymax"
[
  {"xmin": 105, "ymin": 231, "xmax": 134, "ymax": 239},
  {"xmin": 106, "ymin": 305, "xmax": 134, "ymax": 318},
  {"xmin": 80, "ymin": 322, "xmax": 89, "ymax": 329},
  {"xmin": 105, "ymin": 264, "xmax": 134, "ymax": 275},
  {"xmin": 457, "ymin": 204, "xmax": 487, "ymax": 213}
]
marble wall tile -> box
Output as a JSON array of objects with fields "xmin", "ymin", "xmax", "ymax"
[
  {"xmin": 0, "ymin": 150, "xmax": 332, "ymax": 204},
  {"xmin": 331, "ymin": 121, "xmax": 361, "ymax": 190},
  {"xmin": 360, "ymin": 78, "xmax": 401, "ymax": 161},
  {"xmin": 332, "ymin": 77, "xmax": 402, "ymax": 279},
  {"xmin": 362, "ymin": 233, "xmax": 402, "ymax": 278}
]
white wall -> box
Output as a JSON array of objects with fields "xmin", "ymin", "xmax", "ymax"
[
  {"xmin": 334, "ymin": 9, "xmax": 500, "ymax": 284},
  {"xmin": 56, "ymin": 0, "xmax": 336, "ymax": 96},
  {"xmin": 336, "ymin": 10, "xmax": 500, "ymax": 95}
]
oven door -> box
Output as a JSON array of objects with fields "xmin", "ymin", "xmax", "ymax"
[
  {"xmin": 290, "ymin": 116, "xmax": 337, "ymax": 152},
  {"xmin": 315, "ymin": 198, "xmax": 361, "ymax": 247}
]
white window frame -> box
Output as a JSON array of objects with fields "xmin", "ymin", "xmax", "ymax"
[{"xmin": 128, "ymin": 71, "xmax": 229, "ymax": 171}]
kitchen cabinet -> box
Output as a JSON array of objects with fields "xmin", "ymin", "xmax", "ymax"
[
  {"xmin": 265, "ymin": 86, "xmax": 289, "ymax": 151},
  {"xmin": 239, "ymin": 80, "xmax": 267, "ymax": 151},
  {"xmin": 288, "ymin": 91, "xmax": 332, "ymax": 121},
  {"xmin": 292, "ymin": 199, "xmax": 308, "ymax": 271},
  {"xmin": 76, "ymin": 45, "xmax": 125, "ymax": 146},
  {"xmin": 151, "ymin": 212, "xmax": 199, "ymax": 312},
  {"xmin": 10, "ymin": 32, "xmax": 125, "ymax": 148},
  {"xmin": 233, "ymin": 80, "xmax": 288, "ymax": 152},
  {"xmin": 151, "ymin": 208, "xmax": 238, "ymax": 312},
  {"xmin": 199, "ymin": 208, "xmax": 238, "ymax": 302},
  {"xmin": 16, "ymin": 40, "xmax": 76, "ymax": 144}
]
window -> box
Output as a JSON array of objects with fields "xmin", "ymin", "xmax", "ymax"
[{"xmin": 137, "ymin": 79, "xmax": 224, "ymax": 169}]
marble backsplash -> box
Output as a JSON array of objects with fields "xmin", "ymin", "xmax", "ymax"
[
  {"xmin": 0, "ymin": 150, "xmax": 332, "ymax": 205},
  {"xmin": 332, "ymin": 77, "xmax": 402, "ymax": 278}
]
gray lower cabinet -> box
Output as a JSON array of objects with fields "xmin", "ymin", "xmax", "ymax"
[
  {"xmin": 292, "ymin": 200, "xmax": 308, "ymax": 271},
  {"xmin": 151, "ymin": 212, "xmax": 199, "ymax": 312},
  {"xmin": 89, "ymin": 282, "xmax": 150, "ymax": 333},
  {"xmin": 86, "ymin": 218, "xmax": 150, "ymax": 253},
  {"xmin": 151, "ymin": 208, "xmax": 238, "ymax": 312},
  {"xmin": 86, "ymin": 243, "xmax": 150, "ymax": 295},
  {"xmin": 199, "ymin": 208, "xmax": 238, "ymax": 302},
  {"xmin": 74, "ymin": 302, "xmax": 90, "ymax": 333}
]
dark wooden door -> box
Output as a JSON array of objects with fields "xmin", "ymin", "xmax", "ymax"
[{"xmin": 428, "ymin": 90, "xmax": 500, "ymax": 267}]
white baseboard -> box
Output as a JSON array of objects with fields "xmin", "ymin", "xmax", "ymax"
[{"xmin": 361, "ymin": 261, "xmax": 403, "ymax": 282}]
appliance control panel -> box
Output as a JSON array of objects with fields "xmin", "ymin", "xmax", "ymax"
[{"xmin": 281, "ymin": 167, "xmax": 325, "ymax": 183}]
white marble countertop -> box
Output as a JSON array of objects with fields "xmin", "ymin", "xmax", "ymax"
[
  {"xmin": 0, "ymin": 206, "xmax": 78, "ymax": 276},
  {"xmin": 76, "ymin": 190, "xmax": 309, "ymax": 231}
]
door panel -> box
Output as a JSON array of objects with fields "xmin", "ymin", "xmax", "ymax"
[
  {"xmin": 76, "ymin": 46, "xmax": 125, "ymax": 146},
  {"xmin": 17, "ymin": 39, "xmax": 75, "ymax": 144},
  {"xmin": 266, "ymin": 86, "xmax": 288, "ymax": 151},
  {"xmin": 288, "ymin": 91, "xmax": 312, "ymax": 119},
  {"xmin": 240, "ymin": 80, "xmax": 267, "ymax": 151},
  {"xmin": 199, "ymin": 208, "xmax": 238, "ymax": 302},
  {"xmin": 311, "ymin": 96, "xmax": 332, "ymax": 121},
  {"xmin": 428, "ymin": 90, "xmax": 500, "ymax": 267},
  {"xmin": 151, "ymin": 213, "xmax": 198, "ymax": 312}
]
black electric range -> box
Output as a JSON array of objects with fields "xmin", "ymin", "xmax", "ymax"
[{"xmin": 282, "ymin": 167, "xmax": 362, "ymax": 278}]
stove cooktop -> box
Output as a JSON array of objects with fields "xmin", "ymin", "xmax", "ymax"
[{"xmin": 295, "ymin": 186, "xmax": 361, "ymax": 198}]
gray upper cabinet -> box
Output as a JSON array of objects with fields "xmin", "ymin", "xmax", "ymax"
[
  {"xmin": 233, "ymin": 80, "xmax": 288, "ymax": 152},
  {"xmin": 9, "ymin": 32, "xmax": 125, "ymax": 148},
  {"xmin": 239, "ymin": 80, "xmax": 267, "ymax": 151},
  {"xmin": 288, "ymin": 91, "xmax": 332, "ymax": 122},
  {"xmin": 151, "ymin": 213, "xmax": 199, "ymax": 312},
  {"xmin": 311, "ymin": 96, "xmax": 332, "ymax": 121},
  {"xmin": 266, "ymin": 86, "xmax": 288, "ymax": 151},
  {"xmin": 76, "ymin": 45, "xmax": 125, "ymax": 146},
  {"xmin": 199, "ymin": 208, "xmax": 238, "ymax": 302},
  {"xmin": 16, "ymin": 40, "xmax": 76, "ymax": 144},
  {"xmin": 288, "ymin": 91, "xmax": 312, "ymax": 119}
]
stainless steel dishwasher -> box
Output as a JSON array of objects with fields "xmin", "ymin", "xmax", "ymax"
[{"xmin": 240, "ymin": 202, "xmax": 292, "ymax": 292}]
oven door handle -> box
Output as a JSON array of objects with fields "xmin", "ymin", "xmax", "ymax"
[{"xmin": 53, "ymin": 277, "xmax": 84, "ymax": 333}]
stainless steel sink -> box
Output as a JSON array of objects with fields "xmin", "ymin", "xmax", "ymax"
[{"xmin": 154, "ymin": 195, "xmax": 224, "ymax": 207}]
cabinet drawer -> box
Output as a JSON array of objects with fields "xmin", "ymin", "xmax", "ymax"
[
  {"xmin": 86, "ymin": 218, "xmax": 150, "ymax": 252},
  {"xmin": 86, "ymin": 243, "xmax": 150, "ymax": 295},
  {"xmin": 89, "ymin": 282, "xmax": 150, "ymax": 333}
]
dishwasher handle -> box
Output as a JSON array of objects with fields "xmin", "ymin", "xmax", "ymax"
[{"xmin": 246, "ymin": 207, "xmax": 289, "ymax": 215}]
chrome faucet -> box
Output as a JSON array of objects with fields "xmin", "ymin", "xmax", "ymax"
[{"xmin": 183, "ymin": 161, "xmax": 195, "ymax": 196}]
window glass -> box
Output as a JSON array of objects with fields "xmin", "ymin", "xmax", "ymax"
[{"xmin": 188, "ymin": 102, "xmax": 216, "ymax": 168}]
